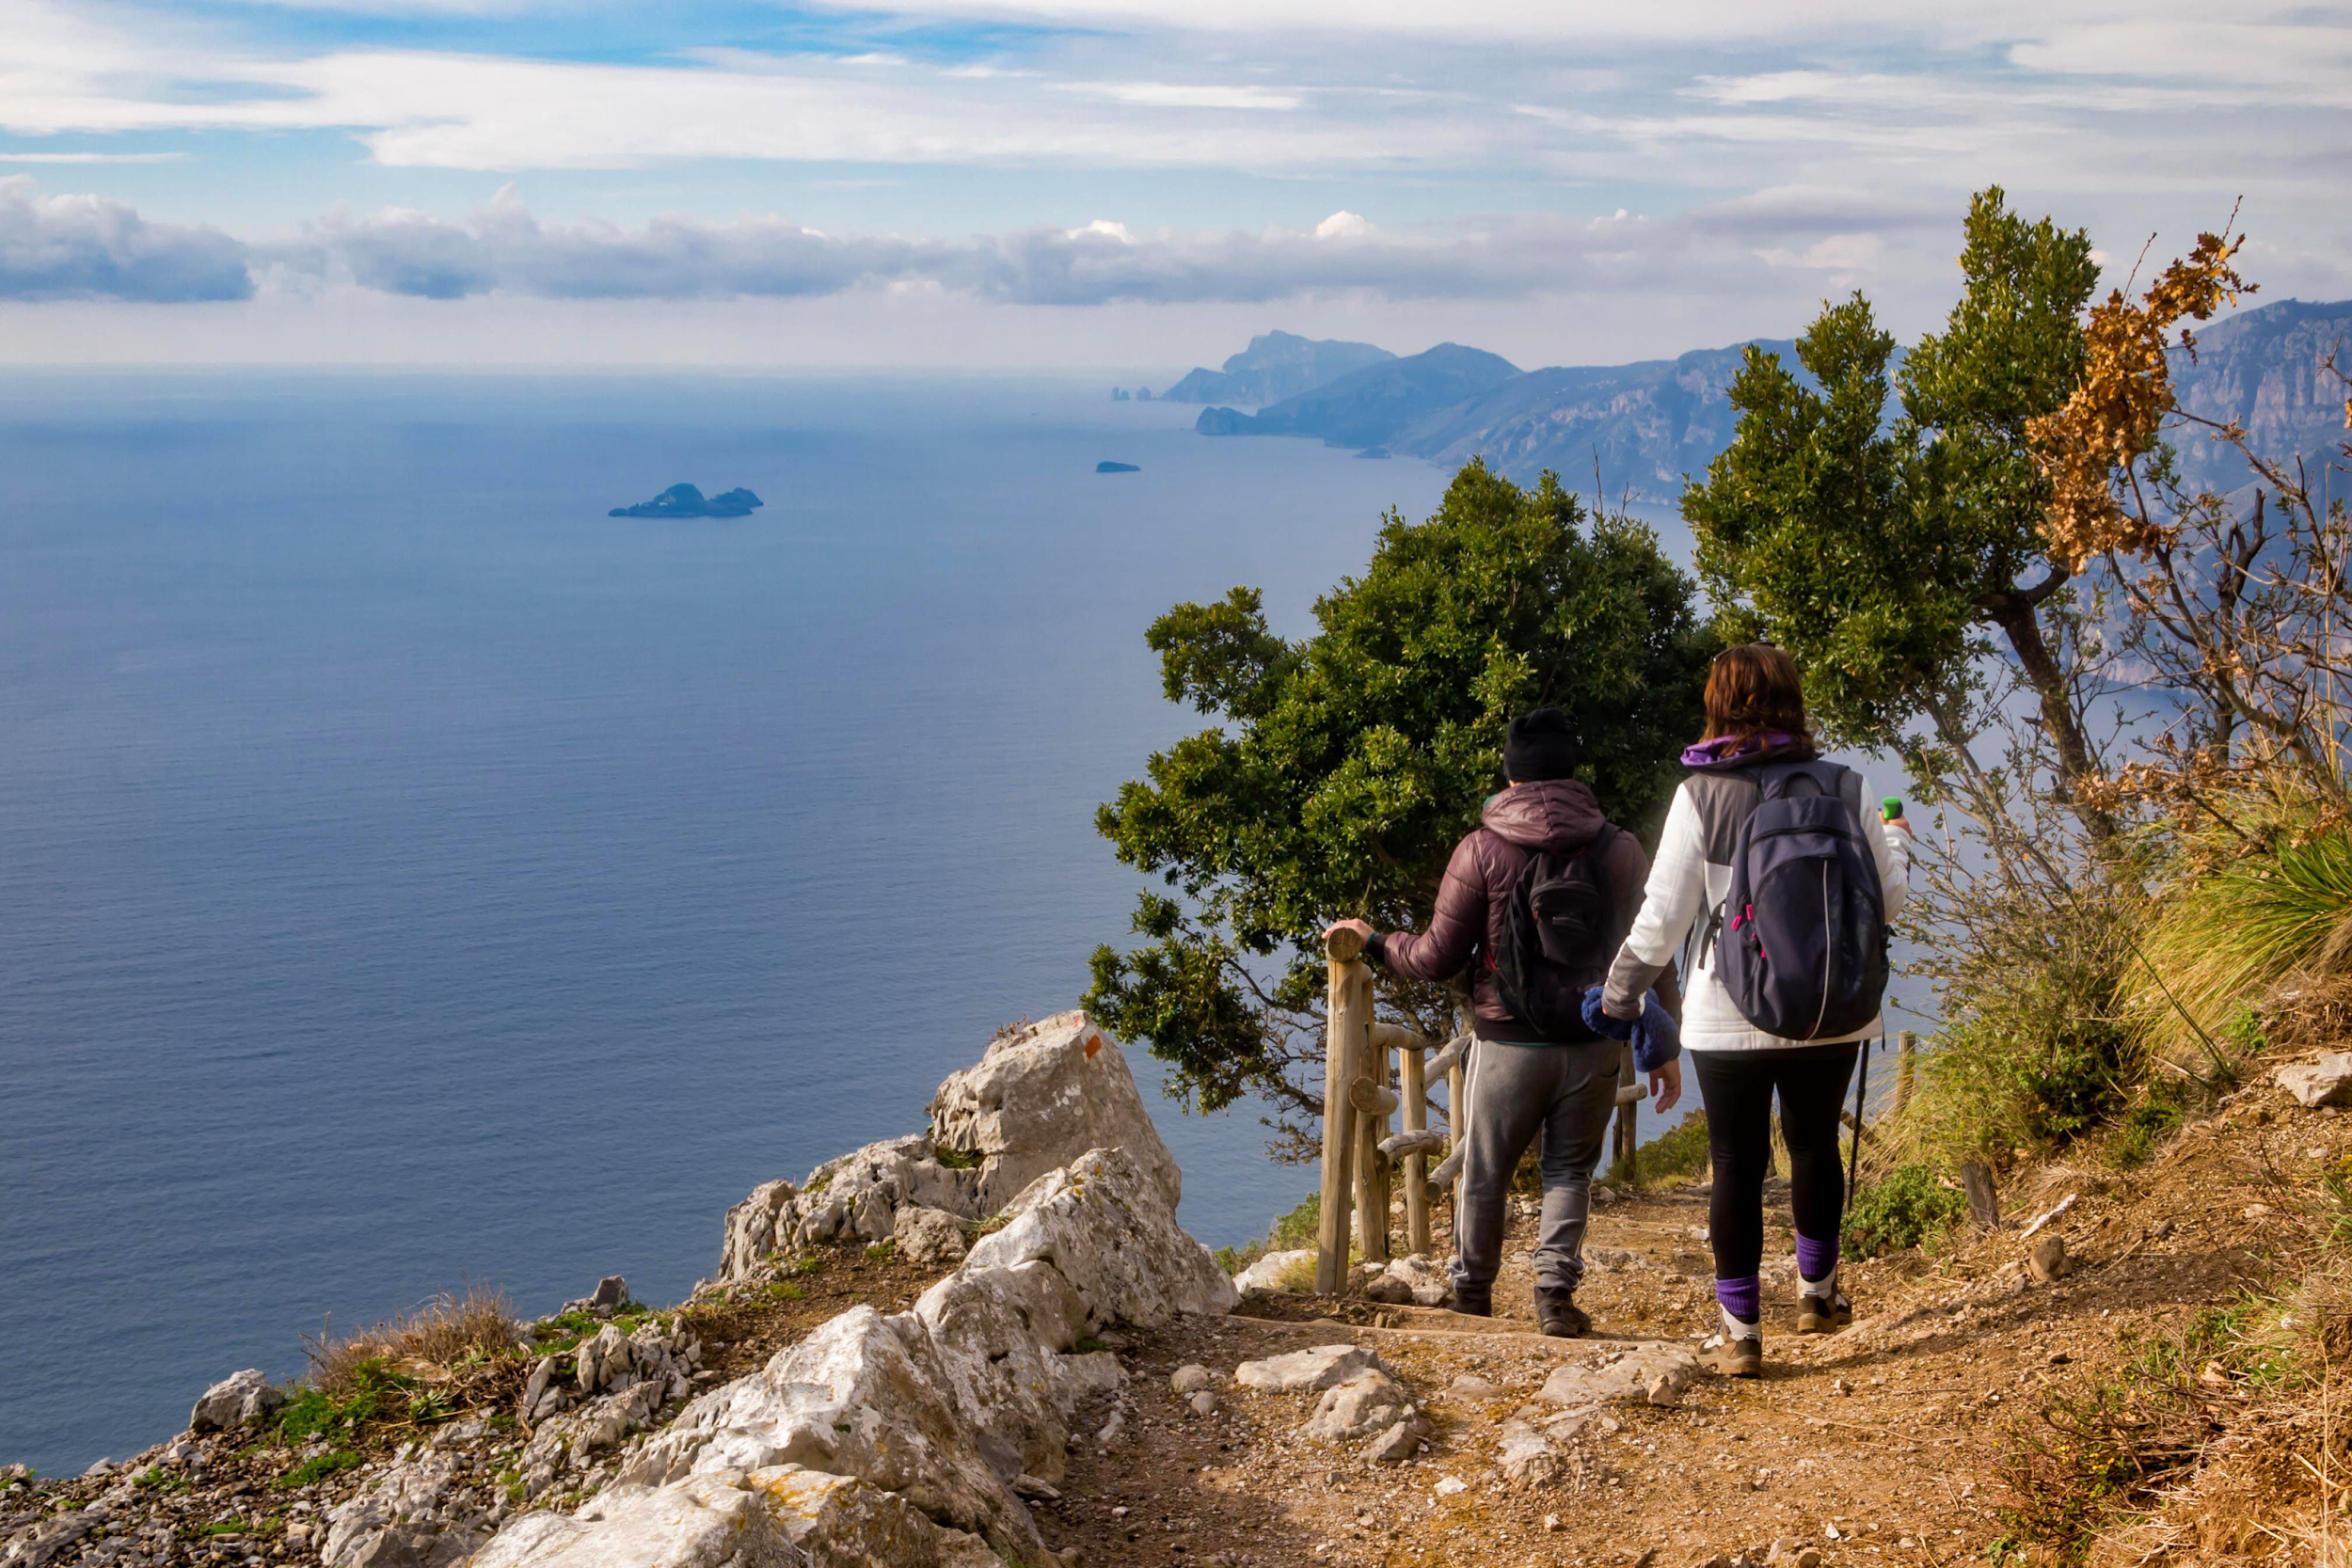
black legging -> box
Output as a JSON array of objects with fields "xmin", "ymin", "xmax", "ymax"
[{"xmin": 1690, "ymin": 1043, "xmax": 1859, "ymax": 1281}]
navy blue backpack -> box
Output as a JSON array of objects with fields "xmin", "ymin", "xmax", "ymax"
[{"xmin": 1713, "ymin": 761, "xmax": 1889, "ymax": 1040}]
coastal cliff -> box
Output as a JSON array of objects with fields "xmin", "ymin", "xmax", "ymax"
[{"xmin": 9, "ymin": 1018, "xmax": 2351, "ymax": 1568}]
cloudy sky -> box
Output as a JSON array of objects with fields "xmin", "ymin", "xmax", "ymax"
[{"xmin": 3, "ymin": 0, "xmax": 2347, "ymax": 367}]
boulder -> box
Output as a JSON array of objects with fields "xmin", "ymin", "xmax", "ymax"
[
  {"xmin": 718, "ymin": 1181, "xmax": 797, "ymax": 1280},
  {"xmin": 1380, "ymin": 1254, "xmax": 1453, "ymax": 1307},
  {"xmin": 2279, "ymin": 1052, "xmax": 2352, "ymax": 1109},
  {"xmin": 962, "ymin": 1148, "xmax": 1237, "ymax": 1328},
  {"xmin": 467, "ymin": 1472, "xmax": 798, "ymax": 1568},
  {"xmin": 188, "ymin": 1369, "xmax": 283, "ymax": 1433},
  {"xmin": 912, "ymin": 1261, "xmax": 1091, "ymax": 1481},
  {"xmin": 574, "ymin": 1324, "xmax": 631, "ymax": 1394},
  {"xmin": 1362, "ymin": 1418, "xmax": 1425, "ymax": 1464},
  {"xmin": 719, "ymin": 1137, "xmax": 981, "ymax": 1281},
  {"xmin": 560, "ymin": 1276, "xmax": 629, "ymax": 1316},
  {"xmin": 1231, "ymin": 1249, "xmax": 1314, "ymax": 1294},
  {"xmin": 1303, "ymin": 1370, "xmax": 1415, "ymax": 1444},
  {"xmin": 1539, "ymin": 1343, "xmax": 1701, "ymax": 1411},
  {"xmin": 1234, "ymin": 1344, "xmax": 1380, "ymax": 1393},
  {"xmin": 895, "ymin": 1206, "xmax": 970, "ymax": 1268},
  {"xmin": 929, "ymin": 1013, "xmax": 1184, "ymax": 1213},
  {"xmin": 613, "ymin": 1307, "xmax": 1052, "ymax": 1566},
  {"xmin": 324, "ymin": 1448, "xmax": 479, "ymax": 1568}
]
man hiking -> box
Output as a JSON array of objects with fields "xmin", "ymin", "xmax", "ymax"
[{"xmin": 1326, "ymin": 707, "xmax": 1681, "ymax": 1336}]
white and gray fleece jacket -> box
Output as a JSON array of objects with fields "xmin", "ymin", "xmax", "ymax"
[{"xmin": 1601, "ymin": 744, "xmax": 1911, "ymax": 1053}]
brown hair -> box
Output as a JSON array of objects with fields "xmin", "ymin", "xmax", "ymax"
[{"xmin": 1703, "ymin": 642, "xmax": 1812, "ymax": 745}]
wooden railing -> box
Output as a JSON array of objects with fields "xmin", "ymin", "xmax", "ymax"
[{"xmin": 1312, "ymin": 929, "xmax": 1649, "ymax": 1294}]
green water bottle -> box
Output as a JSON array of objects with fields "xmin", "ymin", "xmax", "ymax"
[{"xmin": 1882, "ymin": 797, "xmax": 1903, "ymax": 821}]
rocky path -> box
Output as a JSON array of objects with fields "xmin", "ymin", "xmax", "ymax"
[{"xmin": 1045, "ymin": 1105, "xmax": 2310, "ymax": 1568}]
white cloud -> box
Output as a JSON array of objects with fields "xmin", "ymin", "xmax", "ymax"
[
  {"xmin": 0, "ymin": 176, "xmax": 250, "ymax": 300},
  {"xmin": 0, "ymin": 151, "xmax": 187, "ymax": 164},
  {"xmin": 230, "ymin": 182, "xmax": 1946, "ymax": 307},
  {"xmin": 1065, "ymin": 82, "xmax": 1303, "ymax": 109}
]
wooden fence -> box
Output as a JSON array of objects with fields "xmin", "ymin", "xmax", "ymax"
[{"xmin": 1312, "ymin": 929, "xmax": 1649, "ymax": 1294}]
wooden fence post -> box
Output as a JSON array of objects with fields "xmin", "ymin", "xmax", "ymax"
[
  {"xmin": 1316, "ymin": 929, "xmax": 1368, "ymax": 1294},
  {"xmin": 1612, "ymin": 1041, "xmax": 1638, "ymax": 1181},
  {"xmin": 1398, "ymin": 1038, "xmax": 1431, "ymax": 1255},
  {"xmin": 1353, "ymin": 970, "xmax": 1391, "ymax": 1265},
  {"xmin": 1962, "ymin": 1161, "xmax": 2002, "ymax": 1231},
  {"xmin": 1895, "ymin": 1030, "xmax": 1918, "ymax": 1115}
]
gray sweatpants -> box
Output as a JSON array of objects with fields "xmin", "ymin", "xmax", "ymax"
[{"xmin": 1453, "ymin": 1037, "xmax": 1620, "ymax": 1295}]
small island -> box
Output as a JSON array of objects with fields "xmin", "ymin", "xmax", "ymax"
[
  {"xmin": 608, "ymin": 483, "xmax": 765, "ymax": 519},
  {"xmin": 1095, "ymin": 461, "xmax": 1141, "ymax": 473}
]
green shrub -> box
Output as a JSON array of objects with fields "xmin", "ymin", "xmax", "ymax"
[
  {"xmin": 1215, "ymin": 1192, "xmax": 1319, "ymax": 1275},
  {"xmin": 2106, "ymin": 1077, "xmax": 2195, "ymax": 1169},
  {"xmin": 1607, "ymin": 1109, "xmax": 1709, "ymax": 1188},
  {"xmin": 1842, "ymin": 1164, "xmax": 1965, "ymax": 1258}
]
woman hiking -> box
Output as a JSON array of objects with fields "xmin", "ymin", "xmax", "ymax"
[{"xmin": 1597, "ymin": 643, "xmax": 1910, "ymax": 1376}]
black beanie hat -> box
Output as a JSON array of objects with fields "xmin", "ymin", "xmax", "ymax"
[{"xmin": 1504, "ymin": 707, "xmax": 1579, "ymax": 782}]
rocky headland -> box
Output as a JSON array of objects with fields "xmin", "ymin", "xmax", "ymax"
[{"xmin": 9, "ymin": 1018, "xmax": 2352, "ymax": 1568}]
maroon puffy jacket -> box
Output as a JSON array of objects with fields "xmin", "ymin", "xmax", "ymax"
[{"xmin": 1365, "ymin": 779, "xmax": 1677, "ymax": 1042}]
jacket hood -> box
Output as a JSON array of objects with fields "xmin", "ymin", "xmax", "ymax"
[
  {"xmin": 1681, "ymin": 734, "xmax": 1821, "ymax": 773},
  {"xmin": 1481, "ymin": 778, "xmax": 1611, "ymax": 851}
]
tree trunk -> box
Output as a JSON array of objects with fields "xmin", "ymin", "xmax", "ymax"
[{"xmin": 1985, "ymin": 598, "xmax": 2119, "ymax": 847}]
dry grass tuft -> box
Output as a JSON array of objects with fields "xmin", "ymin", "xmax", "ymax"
[{"xmin": 304, "ymin": 1285, "xmax": 521, "ymax": 1402}]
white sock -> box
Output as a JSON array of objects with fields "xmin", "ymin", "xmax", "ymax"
[
  {"xmin": 1721, "ymin": 1305, "xmax": 1760, "ymax": 1342},
  {"xmin": 1801, "ymin": 1262, "xmax": 1840, "ymax": 1297}
]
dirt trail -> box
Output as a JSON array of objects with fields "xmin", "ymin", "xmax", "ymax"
[{"xmin": 1041, "ymin": 1089, "xmax": 2331, "ymax": 1568}]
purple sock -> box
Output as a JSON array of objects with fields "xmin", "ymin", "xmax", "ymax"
[
  {"xmin": 1796, "ymin": 1234, "xmax": 1839, "ymax": 1283},
  {"xmin": 1715, "ymin": 1275, "xmax": 1760, "ymax": 1323}
]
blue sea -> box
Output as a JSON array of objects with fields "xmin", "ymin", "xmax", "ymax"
[
  {"xmin": 0, "ymin": 372, "xmax": 1466, "ymax": 1475},
  {"xmin": 0, "ymin": 372, "xmax": 1931, "ymax": 1478}
]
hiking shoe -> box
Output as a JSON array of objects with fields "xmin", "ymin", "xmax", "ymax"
[
  {"xmin": 1796, "ymin": 1291, "xmax": 1852, "ymax": 1335},
  {"xmin": 1451, "ymin": 1284, "xmax": 1492, "ymax": 1318},
  {"xmin": 1704, "ymin": 1336, "xmax": 1763, "ymax": 1378},
  {"xmin": 1535, "ymin": 1289, "xmax": 1589, "ymax": 1338}
]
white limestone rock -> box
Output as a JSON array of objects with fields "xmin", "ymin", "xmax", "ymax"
[
  {"xmin": 929, "ymin": 1013, "xmax": 1184, "ymax": 1213},
  {"xmin": 188, "ymin": 1369, "xmax": 283, "ymax": 1433},
  {"xmin": 613, "ymin": 1307, "xmax": 1051, "ymax": 1566},
  {"xmin": 324, "ymin": 1448, "xmax": 472, "ymax": 1568},
  {"xmin": 1230, "ymin": 1249, "xmax": 1314, "ymax": 1294},
  {"xmin": 912, "ymin": 1260, "xmax": 1089, "ymax": 1481},
  {"xmin": 1381, "ymin": 1255, "xmax": 1454, "ymax": 1307},
  {"xmin": 894, "ymin": 1206, "xmax": 970, "ymax": 1268},
  {"xmin": 719, "ymin": 1137, "xmax": 981, "ymax": 1281},
  {"xmin": 1233, "ymin": 1343, "xmax": 1380, "ymax": 1394},
  {"xmin": 963, "ymin": 1148, "xmax": 1237, "ymax": 1328},
  {"xmin": 1538, "ymin": 1342, "xmax": 1701, "ymax": 1411},
  {"xmin": 1303, "ymin": 1370, "xmax": 1415, "ymax": 1444},
  {"xmin": 718, "ymin": 1181, "xmax": 797, "ymax": 1282},
  {"xmin": 2280, "ymin": 1051, "xmax": 2352, "ymax": 1109},
  {"xmin": 466, "ymin": 1472, "xmax": 792, "ymax": 1568}
]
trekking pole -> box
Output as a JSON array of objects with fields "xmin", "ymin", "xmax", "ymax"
[{"xmin": 1845, "ymin": 1037, "xmax": 1871, "ymax": 1198}]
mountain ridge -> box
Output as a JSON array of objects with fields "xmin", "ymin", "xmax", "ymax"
[{"xmin": 1172, "ymin": 299, "xmax": 2351, "ymax": 506}]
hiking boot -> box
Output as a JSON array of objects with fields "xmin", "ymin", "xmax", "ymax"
[
  {"xmin": 1796, "ymin": 1291, "xmax": 1853, "ymax": 1335},
  {"xmin": 1704, "ymin": 1335, "xmax": 1763, "ymax": 1378},
  {"xmin": 1535, "ymin": 1289, "xmax": 1589, "ymax": 1338},
  {"xmin": 1451, "ymin": 1283, "xmax": 1492, "ymax": 1318}
]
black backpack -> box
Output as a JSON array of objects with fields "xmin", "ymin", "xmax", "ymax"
[
  {"xmin": 1488, "ymin": 826, "xmax": 1620, "ymax": 1040},
  {"xmin": 1713, "ymin": 761, "xmax": 1890, "ymax": 1039}
]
